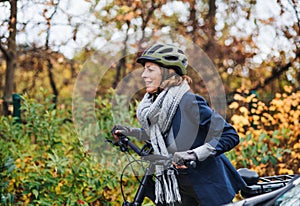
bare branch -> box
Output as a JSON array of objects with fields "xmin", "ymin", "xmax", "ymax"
[
  {"xmin": 0, "ymin": 43, "xmax": 9, "ymax": 59},
  {"xmin": 226, "ymin": 49, "xmax": 300, "ymax": 100},
  {"xmin": 289, "ymin": 0, "xmax": 300, "ymax": 35},
  {"xmin": 251, "ymin": 49, "xmax": 300, "ymax": 91},
  {"xmin": 44, "ymin": 1, "xmax": 59, "ymax": 50},
  {"xmin": 140, "ymin": 0, "xmax": 159, "ymax": 39}
]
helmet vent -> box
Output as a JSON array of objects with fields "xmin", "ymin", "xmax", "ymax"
[
  {"xmin": 164, "ymin": 55, "xmax": 178, "ymax": 61},
  {"xmin": 137, "ymin": 43, "xmax": 188, "ymax": 75},
  {"xmin": 178, "ymin": 49, "xmax": 184, "ymax": 54},
  {"xmin": 147, "ymin": 44, "xmax": 164, "ymax": 54},
  {"xmin": 159, "ymin": 48, "xmax": 173, "ymax": 53}
]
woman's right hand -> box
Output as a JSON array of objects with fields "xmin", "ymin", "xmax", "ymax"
[
  {"xmin": 111, "ymin": 125, "xmax": 149, "ymax": 140},
  {"xmin": 111, "ymin": 125, "xmax": 128, "ymax": 140}
]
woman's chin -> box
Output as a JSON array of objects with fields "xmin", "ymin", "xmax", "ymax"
[{"xmin": 146, "ymin": 87, "xmax": 157, "ymax": 94}]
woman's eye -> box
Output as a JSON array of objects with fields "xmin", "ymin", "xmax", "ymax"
[{"xmin": 144, "ymin": 67, "xmax": 153, "ymax": 72}]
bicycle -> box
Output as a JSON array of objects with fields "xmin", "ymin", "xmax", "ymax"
[
  {"xmin": 107, "ymin": 131, "xmax": 298, "ymax": 206},
  {"xmin": 229, "ymin": 169, "xmax": 299, "ymax": 206},
  {"xmin": 107, "ymin": 128, "xmax": 197, "ymax": 206}
]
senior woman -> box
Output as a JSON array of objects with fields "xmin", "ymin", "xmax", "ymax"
[{"xmin": 113, "ymin": 43, "xmax": 245, "ymax": 206}]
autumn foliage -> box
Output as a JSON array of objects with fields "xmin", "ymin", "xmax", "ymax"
[
  {"xmin": 0, "ymin": 87, "xmax": 299, "ymax": 205},
  {"xmin": 227, "ymin": 86, "xmax": 299, "ymax": 176},
  {"xmin": 0, "ymin": 0, "xmax": 300, "ymax": 204}
]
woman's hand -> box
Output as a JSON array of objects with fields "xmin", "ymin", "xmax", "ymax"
[
  {"xmin": 111, "ymin": 125, "xmax": 149, "ymax": 140},
  {"xmin": 111, "ymin": 125, "xmax": 128, "ymax": 140},
  {"xmin": 172, "ymin": 150, "xmax": 197, "ymax": 169}
]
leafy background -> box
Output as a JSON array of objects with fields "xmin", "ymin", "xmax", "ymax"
[
  {"xmin": 1, "ymin": 88, "xmax": 299, "ymax": 205},
  {"xmin": 0, "ymin": 0, "xmax": 299, "ymax": 205}
]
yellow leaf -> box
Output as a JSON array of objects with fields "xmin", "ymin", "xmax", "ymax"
[
  {"xmin": 239, "ymin": 106, "xmax": 248, "ymax": 114},
  {"xmin": 251, "ymin": 103, "xmax": 257, "ymax": 108},
  {"xmin": 294, "ymin": 142, "xmax": 300, "ymax": 149},
  {"xmin": 229, "ymin": 101, "xmax": 239, "ymax": 109},
  {"xmin": 278, "ymin": 168, "xmax": 293, "ymax": 175},
  {"xmin": 233, "ymin": 94, "xmax": 244, "ymax": 101},
  {"xmin": 124, "ymin": 11, "xmax": 134, "ymax": 21},
  {"xmin": 253, "ymin": 115, "xmax": 260, "ymax": 121},
  {"xmin": 269, "ymin": 106, "xmax": 275, "ymax": 111},
  {"xmin": 246, "ymin": 94, "xmax": 256, "ymax": 102},
  {"xmin": 275, "ymin": 93, "xmax": 281, "ymax": 99},
  {"xmin": 283, "ymin": 85, "xmax": 292, "ymax": 93}
]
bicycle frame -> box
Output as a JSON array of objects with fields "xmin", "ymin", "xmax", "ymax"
[
  {"xmin": 107, "ymin": 134, "xmax": 157, "ymax": 205},
  {"xmin": 123, "ymin": 161, "xmax": 156, "ymax": 206},
  {"xmin": 108, "ymin": 132, "xmax": 181, "ymax": 206}
]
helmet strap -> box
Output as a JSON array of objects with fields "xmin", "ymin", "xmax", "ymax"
[{"xmin": 161, "ymin": 67, "xmax": 175, "ymax": 82}]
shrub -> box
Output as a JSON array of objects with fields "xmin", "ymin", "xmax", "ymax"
[
  {"xmin": 2, "ymin": 87, "xmax": 298, "ymax": 205},
  {"xmin": 0, "ymin": 90, "xmax": 139, "ymax": 205},
  {"xmin": 227, "ymin": 87, "xmax": 299, "ymax": 175}
]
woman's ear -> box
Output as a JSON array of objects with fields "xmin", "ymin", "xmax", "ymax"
[{"xmin": 168, "ymin": 69, "xmax": 176, "ymax": 75}]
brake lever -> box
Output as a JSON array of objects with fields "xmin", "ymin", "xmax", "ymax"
[
  {"xmin": 106, "ymin": 138, "xmax": 114, "ymax": 144},
  {"xmin": 106, "ymin": 136, "xmax": 129, "ymax": 152}
]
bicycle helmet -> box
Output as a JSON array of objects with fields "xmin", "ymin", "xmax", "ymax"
[{"xmin": 137, "ymin": 43, "xmax": 188, "ymax": 76}]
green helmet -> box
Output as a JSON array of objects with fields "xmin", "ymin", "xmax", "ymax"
[{"xmin": 136, "ymin": 43, "xmax": 188, "ymax": 76}]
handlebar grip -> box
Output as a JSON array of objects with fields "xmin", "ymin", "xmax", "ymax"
[{"xmin": 185, "ymin": 160, "xmax": 197, "ymax": 168}]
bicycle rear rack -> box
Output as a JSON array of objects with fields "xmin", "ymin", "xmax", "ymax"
[{"xmin": 241, "ymin": 174, "xmax": 295, "ymax": 198}]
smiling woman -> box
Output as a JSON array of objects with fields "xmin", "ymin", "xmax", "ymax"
[
  {"xmin": 112, "ymin": 43, "xmax": 246, "ymax": 206},
  {"xmin": 141, "ymin": 62, "xmax": 163, "ymax": 94}
]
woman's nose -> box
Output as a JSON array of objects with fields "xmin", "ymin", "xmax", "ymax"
[{"xmin": 141, "ymin": 70, "xmax": 147, "ymax": 78}]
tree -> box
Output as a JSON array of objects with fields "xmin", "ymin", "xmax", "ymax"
[
  {"xmin": 0, "ymin": 0, "xmax": 17, "ymax": 115},
  {"xmin": 0, "ymin": 0, "xmax": 99, "ymax": 108},
  {"xmin": 1, "ymin": 0, "xmax": 299, "ymax": 105},
  {"xmin": 95, "ymin": 0, "xmax": 299, "ymax": 100},
  {"xmin": 99, "ymin": 0, "xmax": 166, "ymax": 88},
  {"xmin": 43, "ymin": 0, "xmax": 60, "ymax": 106}
]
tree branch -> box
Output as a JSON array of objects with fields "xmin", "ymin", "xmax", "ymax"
[
  {"xmin": 289, "ymin": 0, "xmax": 300, "ymax": 35},
  {"xmin": 226, "ymin": 49, "xmax": 300, "ymax": 101},
  {"xmin": 0, "ymin": 43, "xmax": 9, "ymax": 59},
  {"xmin": 250, "ymin": 49, "xmax": 300, "ymax": 91}
]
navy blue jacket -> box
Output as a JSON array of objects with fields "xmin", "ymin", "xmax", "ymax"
[{"xmin": 166, "ymin": 92, "xmax": 246, "ymax": 205}]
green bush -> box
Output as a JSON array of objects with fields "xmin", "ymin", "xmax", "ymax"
[
  {"xmin": 0, "ymin": 90, "xmax": 140, "ymax": 205},
  {"xmin": 4, "ymin": 88, "xmax": 297, "ymax": 205}
]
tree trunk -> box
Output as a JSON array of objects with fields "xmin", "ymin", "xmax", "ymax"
[
  {"xmin": 47, "ymin": 57, "xmax": 58, "ymax": 107},
  {"xmin": 2, "ymin": 0, "xmax": 17, "ymax": 116},
  {"xmin": 204, "ymin": 0, "xmax": 217, "ymax": 55},
  {"xmin": 45, "ymin": 2, "xmax": 59, "ymax": 107},
  {"xmin": 113, "ymin": 21, "xmax": 130, "ymax": 88}
]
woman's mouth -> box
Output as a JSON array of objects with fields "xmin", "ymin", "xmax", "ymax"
[{"xmin": 145, "ymin": 81, "xmax": 152, "ymax": 86}]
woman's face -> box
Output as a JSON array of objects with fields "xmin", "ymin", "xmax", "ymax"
[{"xmin": 141, "ymin": 62, "xmax": 162, "ymax": 93}]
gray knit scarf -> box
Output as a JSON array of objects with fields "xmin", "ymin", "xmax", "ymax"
[{"xmin": 137, "ymin": 80, "xmax": 190, "ymax": 204}]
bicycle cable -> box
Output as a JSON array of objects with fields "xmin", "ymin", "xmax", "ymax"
[{"xmin": 120, "ymin": 152, "xmax": 150, "ymax": 203}]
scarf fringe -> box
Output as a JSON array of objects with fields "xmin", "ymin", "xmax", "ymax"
[{"xmin": 155, "ymin": 172, "xmax": 182, "ymax": 205}]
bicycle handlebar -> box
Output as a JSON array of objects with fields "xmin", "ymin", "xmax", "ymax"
[
  {"xmin": 107, "ymin": 132, "xmax": 196, "ymax": 169},
  {"xmin": 107, "ymin": 133, "xmax": 151, "ymax": 156},
  {"xmin": 142, "ymin": 154, "xmax": 196, "ymax": 168}
]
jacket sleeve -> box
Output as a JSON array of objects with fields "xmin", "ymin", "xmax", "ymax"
[{"xmin": 188, "ymin": 94, "xmax": 240, "ymax": 156}]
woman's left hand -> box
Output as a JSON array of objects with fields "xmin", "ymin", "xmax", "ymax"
[{"xmin": 172, "ymin": 150, "xmax": 197, "ymax": 169}]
